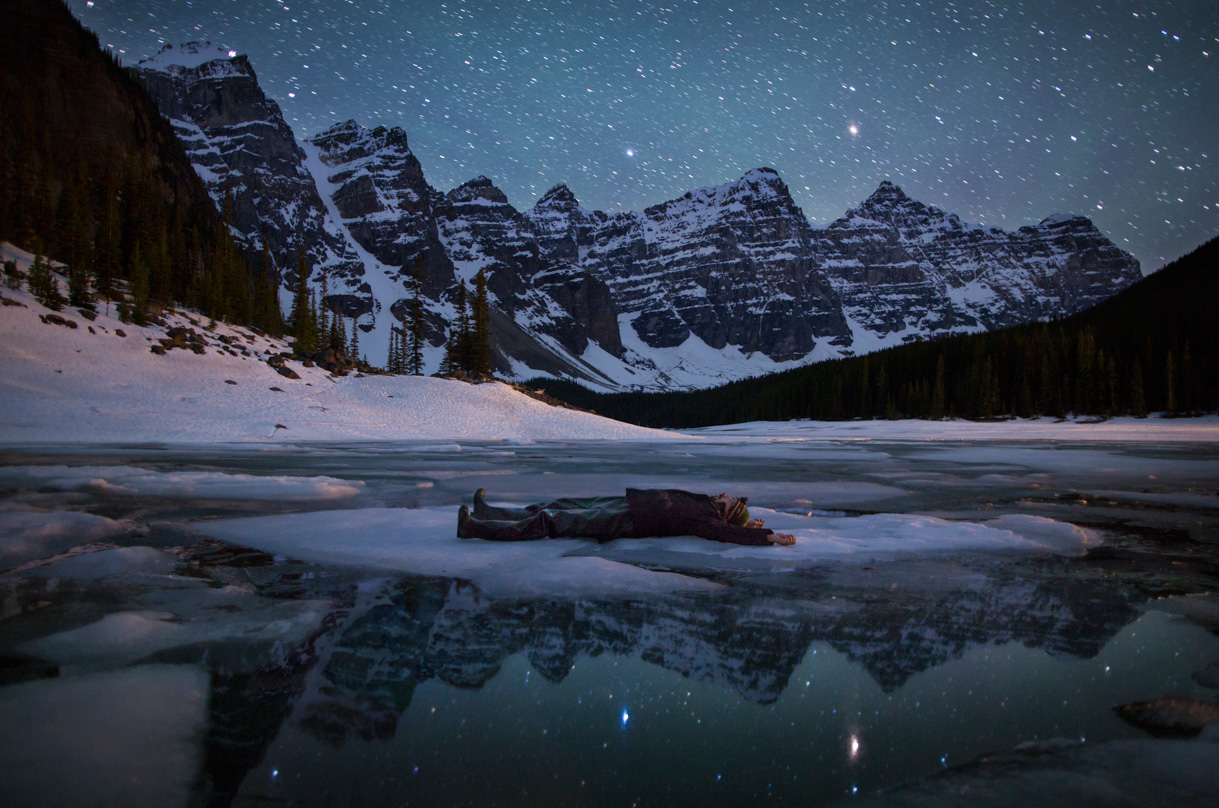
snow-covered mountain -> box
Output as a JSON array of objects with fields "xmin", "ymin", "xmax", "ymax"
[
  {"xmin": 132, "ymin": 43, "xmax": 365, "ymax": 301},
  {"xmin": 133, "ymin": 44, "xmax": 1142, "ymax": 391},
  {"xmin": 816, "ymin": 181, "xmax": 1144, "ymax": 349}
]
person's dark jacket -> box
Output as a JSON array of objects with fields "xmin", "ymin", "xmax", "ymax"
[{"xmin": 625, "ymin": 488, "xmax": 774, "ymax": 546}]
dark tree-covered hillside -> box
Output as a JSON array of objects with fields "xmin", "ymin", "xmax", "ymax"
[
  {"xmin": 532, "ymin": 236, "xmax": 1219, "ymax": 427},
  {"xmin": 0, "ymin": 0, "xmax": 281, "ymax": 331}
]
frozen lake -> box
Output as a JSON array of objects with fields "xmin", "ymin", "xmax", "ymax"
[{"xmin": 1, "ymin": 431, "xmax": 1218, "ymax": 806}]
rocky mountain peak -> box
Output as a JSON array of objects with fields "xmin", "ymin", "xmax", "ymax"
[
  {"xmin": 447, "ymin": 176, "xmax": 510, "ymax": 206},
  {"xmin": 534, "ymin": 183, "xmax": 580, "ymax": 211},
  {"xmin": 868, "ymin": 179, "xmax": 908, "ymax": 201},
  {"xmin": 138, "ymin": 42, "xmax": 250, "ymax": 74},
  {"xmin": 1037, "ymin": 212, "xmax": 1095, "ymax": 231}
]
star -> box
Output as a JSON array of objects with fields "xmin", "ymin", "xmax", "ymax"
[{"xmin": 625, "ymin": 148, "xmax": 635, "ymax": 158}]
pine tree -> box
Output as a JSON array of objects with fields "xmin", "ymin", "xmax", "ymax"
[
  {"xmin": 290, "ymin": 249, "xmax": 318, "ymax": 354},
  {"xmin": 407, "ymin": 257, "xmax": 426, "ymax": 375},
  {"xmin": 129, "ymin": 243, "xmax": 150, "ymax": 325},
  {"xmin": 29, "ymin": 251, "xmax": 61, "ymax": 309},
  {"xmin": 469, "ymin": 269, "xmax": 492, "ymax": 376},
  {"xmin": 318, "ymin": 264, "xmax": 330, "ymax": 339},
  {"xmin": 386, "ymin": 324, "xmax": 400, "ymax": 373},
  {"xmin": 1165, "ymin": 351, "xmax": 1177, "ymax": 416},
  {"xmin": 931, "ymin": 354, "xmax": 946, "ymax": 419},
  {"xmin": 349, "ymin": 315, "xmax": 360, "ymax": 360},
  {"xmin": 1130, "ymin": 361, "xmax": 1147, "ymax": 417},
  {"xmin": 67, "ymin": 255, "xmax": 91, "ymax": 308}
]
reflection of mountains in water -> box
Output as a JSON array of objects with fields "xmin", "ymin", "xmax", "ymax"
[{"xmin": 300, "ymin": 571, "xmax": 1142, "ymax": 745}]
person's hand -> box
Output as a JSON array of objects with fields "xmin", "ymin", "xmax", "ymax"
[
  {"xmin": 768, "ymin": 533, "xmax": 796, "ymax": 546},
  {"xmin": 746, "ymin": 518, "xmax": 765, "ymax": 528}
]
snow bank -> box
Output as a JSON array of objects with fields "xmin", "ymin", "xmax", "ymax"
[
  {"xmin": 0, "ymin": 464, "xmax": 364, "ymax": 500},
  {"xmin": 0, "ymin": 665, "xmax": 208, "ymax": 808},
  {"xmin": 193, "ymin": 505, "xmax": 1098, "ymax": 595},
  {"xmin": 0, "ymin": 246, "xmax": 683, "ymax": 444}
]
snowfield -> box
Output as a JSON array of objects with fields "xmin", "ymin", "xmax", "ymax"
[{"xmin": 0, "ymin": 243, "xmax": 682, "ymax": 444}]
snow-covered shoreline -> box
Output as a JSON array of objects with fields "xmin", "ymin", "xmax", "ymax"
[
  {"xmin": 3, "ymin": 242, "xmax": 1217, "ymax": 447},
  {"xmin": 0, "ymin": 243, "xmax": 683, "ymax": 445}
]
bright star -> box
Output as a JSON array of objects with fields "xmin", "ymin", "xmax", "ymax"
[
  {"xmin": 227, "ymin": 50, "xmax": 237, "ymax": 58},
  {"xmin": 625, "ymin": 148, "xmax": 635, "ymax": 157},
  {"xmin": 848, "ymin": 124, "xmax": 859, "ymax": 136},
  {"xmin": 621, "ymin": 708, "xmax": 629, "ymax": 726}
]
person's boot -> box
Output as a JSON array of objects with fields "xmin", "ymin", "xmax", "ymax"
[
  {"xmin": 457, "ymin": 504, "xmax": 472, "ymax": 538},
  {"xmin": 472, "ymin": 488, "xmax": 489, "ymax": 519}
]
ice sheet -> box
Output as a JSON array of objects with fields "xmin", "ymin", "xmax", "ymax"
[
  {"xmin": 0, "ymin": 509, "xmax": 126, "ymax": 568},
  {"xmin": 192, "ymin": 505, "xmax": 1098, "ymax": 594},
  {"xmin": 589, "ymin": 509, "xmax": 1099, "ymax": 571},
  {"xmin": 193, "ymin": 507, "xmax": 724, "ymax": 599},
  {"xmin": 0, "ymin": 464, "xmax": 364, "ymax": 500},
  {"xmin": 0, "ymin": 665, "xmax": 208, "ymax": 808}
]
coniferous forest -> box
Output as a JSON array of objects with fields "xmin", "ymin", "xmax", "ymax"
[
  {"xmin": 0, "ymin": 0, "xmax": 282, "ymax": 333},
  {"xmin": 531, "ymin": 236, "xmax": 1219, "ymax": 428}
]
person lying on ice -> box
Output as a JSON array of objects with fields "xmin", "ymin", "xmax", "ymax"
[{"xmin": 457, "ymin": 488, "xmax": 797, "ymax": 546}]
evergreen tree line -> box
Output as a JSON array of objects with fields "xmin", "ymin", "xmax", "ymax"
[
  {"xmin": 531, "ymin": 236, "xmax": 1219, "ymax": 428},
  {"xmin": 439, "ymin": 270, "xmax": 492, "ymax": 377},
  {"xmin": 0, "ymin": 0, "xmax": 282, "ymax": 334},
  {"xmin": 386, "ymin": 258, "xmax": 427, "ymax": 374},
  {"xmin": 287, "ymin": 251, "xmax": 362, "ymax": 360}
]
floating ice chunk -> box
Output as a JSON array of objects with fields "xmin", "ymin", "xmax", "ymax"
[
  {"xmin": 194, "ymin": 507, "xmax": 723, "ymax": 599},
  {"xmin": 25, "ymin": 546, "xmax": 176, "ymax": 579},
  {"xmin": 0, "ymin": 509, "xmax": 126, "ymax": 568},
  {"xmin": 0, "ymin": 665, "xmax": 208, "ymax": 808},
  {"xmin": 20, "ymin": 593, "xmax": 334, "ymax": 668},
  {"xmin": 0, "ymin": 465, "xmax": 364, "ymax": 500}
]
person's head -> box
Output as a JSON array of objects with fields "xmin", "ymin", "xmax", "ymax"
[{"xmin": 715, "ymin": 493, "xmax": 751, "ymax": 527}]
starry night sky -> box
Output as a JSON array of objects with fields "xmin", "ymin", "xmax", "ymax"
[{"xmin": 69, "ymin": 0, "xmax": 1217, "ymax": 273}]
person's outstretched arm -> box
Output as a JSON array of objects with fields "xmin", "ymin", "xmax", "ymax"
[{"xmin": 692, "ymin": 522, "xmax": 795, "ymax": 546}]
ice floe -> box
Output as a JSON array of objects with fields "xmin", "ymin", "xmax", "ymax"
[
  {"xmin": 0, "ymin": 509, "xmax": 126, "ymax": 568},
  {"xmin": 192, "ymin": 505, "xmax": 1099, "ymax": 595},
  {"xmin": 0, "ymin": 464, "xmax": 364, "ymax": 500}
]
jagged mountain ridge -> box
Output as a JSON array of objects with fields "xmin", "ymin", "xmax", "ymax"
[
  {"xmin": 132, "ymin": 43, "xmax": 365, "ymax": 299},
  {"xmin": 133, "ymin": 43, "xmax": 1142, "ymax": 390}
]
